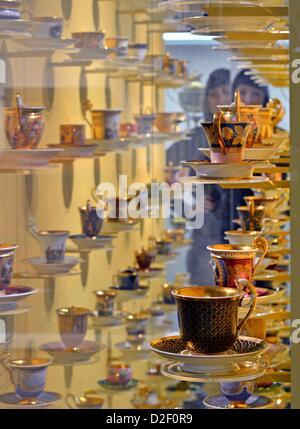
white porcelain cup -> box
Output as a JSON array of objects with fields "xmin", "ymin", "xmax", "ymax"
[
  {"xmin": 36, "ymin": 231, "xmax": 70, "ymax": 264},
  {"xmin": 225, "ymin": 230, "xmax": 262, "ymax": 246},
  {"xmin": 31, "ymin": 17, "xmax": 64, "ymax": 39}
]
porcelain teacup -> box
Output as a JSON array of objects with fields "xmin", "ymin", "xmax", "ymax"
[
  {"xmin": 0, "ymin": 244, "xmax": 18, "ymax": 292},
  {"xmin": 107, "ymin": 364, "xmax": 133, "ymax": 386},
  {"xmin": 4, "ymin": 95, "xmax": 45, "ymax": 150},
  {"xmin": 31, "ymin": 17, "xmax": 64, "ymax": 39},
  {"xmin": 66, "ymin": 393, "xmax": 104, "ymax": 409},
  {"xmin": 56, "ymin": 307, "xmax": 91, "ymax": 350},
  {"xmin": 162, "ymin": 283, "xmax": 176, "ymax": 305},
  {"xmin": 172, "ymin": 284, "xmax": 256, "ymax": 354},
  {"xmin": 72, "ymin": 31, "xmax": 106, "ymax": 49},
  {"xmin": 225, "ymin": 230, "xmax": 261, "ymax": 246},
  {"xmin": 207, "ymin": 237, "xmax": 268, "ymax": 289},
  {"xmin": 93, "ymin": 289, "xmax": 117, "ymax": 317},
  {"xmin": 135, "ymin": 248, "xmax": 155, "ymax": 271},
  {"xmin": 10, "ymin": 358, "xmax": 53, "ymax": 402},
  {"xmin": 60, "ymin": 124, "xmax": 86, "ymax": 146},
  {"xmin": 79, "ymin": 201, "xmax": 104, "ymax": 238},
  {"xmin": 114, "ymin": 268, "xmax": 140, "ymax": 290},
  {"xmin": 237, "ymin": 205, "xmax": 266, "ymax": 231},
  {"xmin": 34, "ymin": 231, "xmax": 69, "ymax": 264},
  {"xmin": 106, "ymin": 37, "xmax": 129, "ymax": 57}
]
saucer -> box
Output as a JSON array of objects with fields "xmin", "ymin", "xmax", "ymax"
[
  {"xmin": 91, "ymin": 138, "xmax": 132, "ymax": 154},
  {"xmin": 48, "ymin": 144, "xmax": 98, "ymax": 159},
  {"xmin": 0, "ymin": 285, "xmax": 37, "ymax": 303},
  {"xmin": 16, "ymin": 38, "xmax": 77, "ymax": 50},
  {"xmin": 203, "ymin": 395, "xmax": 274, "ymax": 409},
  {"xmin": 185, "ymin": 16, "xmax": 277, "ymax": 34},
  {"xmin": 254, "ymin": 258, "xmax": 278, "ymax": 274},
  {"xmin": 89, "ymin": 311, "xmax": 125, "ymax": 328},
  {"xmin": 40, "ymin": 341, "xmax": 104, "ymax": 364},
  {"xmin": 68, "ymin": 48, "xmax": 114, "ymax": 60},
  {"xmin": 136, "ymin": 267, "xmax": 165, "ymax": 279},
  {"xmin": 243, "ymin": 287, "xmax": 286, "ymax": 305},
  {"xmin": 254, "ymin": 270, "xmax": 279, "ymax": 281},
  {"xmin": 161, "ymin": 359, "xmax": 266, "ymax": 383},
  {"xmin": 149, "ymin": 336, "xmax": 268, "ymax": 374},
  {"xmin": 181, "ymin": 161, "xmax": 254, "ymax": 180},
  {"xmin": 254, "ymin": 382, "xmax": 286, "ymax": 398},
  {"xmin": 102, "ymin": 219, "xmax": 140, "ymax": 233},
  {"xmin": 0, "ymin": 19, "xmax": 31, "ymax": 33},
  {"xmin": 69, "ymin": 235, "xmax": 115, "ymax": 251},
  {"xmin": 179, "ymin": 176, "xmax": 271, "ymax": 187},
  {"xmin": 98, "ymin": 379, "xmax": 139, "ymax": 392},
  {"xmin": 199, "ymin": 147, "xmax": 278, "ymax": 161},
  {"xmin": 0, "ymin": 392, "xmax": 62, "ymax": 408},
  {"xmin": 25, "ymin": 256, "xmax": 80, "ymax": 275},
  {"xmin": 116, "ymin": 341, "xmax": 150, "ymax": 361},
  {"xmin": 0, "ymin": 149, "xmax": 63, "ymax": 169},
  {"xmin": 109, "ymin": 285, "xmax": 149, "ymax": 302}
]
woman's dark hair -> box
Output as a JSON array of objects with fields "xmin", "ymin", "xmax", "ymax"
[
  {"xmin": 203, "ymin": 68, "xmax": 231, "ymax": 121},
  {"xmin": 232, "ymin": 70, "xmax": 270, "ymax": 107}
]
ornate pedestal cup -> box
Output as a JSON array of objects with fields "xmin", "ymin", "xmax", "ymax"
[{"xmin": 207, "ymin": 237, "xmax": 268, "ymax": 290}]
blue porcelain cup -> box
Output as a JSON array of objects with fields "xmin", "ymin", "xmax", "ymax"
[
  {"xmin": 79, "ymin": 202, "xmax": 104, "ymax": 238},
  {"xmin": 135, "ymin": 114, "xmax": 156, "ymax": 135},
  {"xmin": 114, "ymin": 268, "xmax": 140, "ymax": 290},
  {"xmin": 0, "ymin": 244, "xmax": 18, "ymax": 292},
  {"xmin": 10, "ymin": 358, "xmax": 53, "ymax": 402},
  {"xmin": 162, "ymin": 283, "xmax": 176, "ymax": 305},
  {"xmin": 220, "ymin": 382, "xmax": 254, "ymax": 403}
]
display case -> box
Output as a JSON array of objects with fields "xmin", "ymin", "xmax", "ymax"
[{"xmin": 0, "ymin": 0, "xmax": 296, "ymax": 411}]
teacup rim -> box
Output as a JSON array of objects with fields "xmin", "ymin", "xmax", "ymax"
[
  {"xmin": 108, "ymin": 363, "xmax": 131, "ymax": 369},
  {"xmin": 207, "ymin": 244, "xmax": 258, "ymax": 253},
  {"xmin": 93, "ymin": 289, "xmax": 117, "ymax": 298},
  {"xmin": 0, "ymin": 243, "xmax": 18, "ymax": 252},
  {"xmin": 225, "ymin": 230, "xmax": 261, "ymax": 236},
  {"xmin": 172, "ymin": 286, "xmax": 244, "ymax": 300},
  {"xmin": 75, "ymin": 396, "xmax": 105, "ymax": 406},
  {"xmin": 33, "ymin": 16, "xmax": 64, "ymax": 22},
  {"xmin": 56, "ymin": 307, "xmax": 91, "ymax": 317},
  {"xmin": 37, "ymin": 230, "xmax": 70, "ymax": 236},
  {"xmin": 237, "ymin": 205, "xmax": 265, "ymax": 211},
  {"xmin": 10, "ymin": 357, "xmax": 53, "ymax": 369}
]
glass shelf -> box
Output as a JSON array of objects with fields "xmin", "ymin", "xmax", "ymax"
[
  {"xmin": 13, "ymin": 271, "xmax": 81, "ymax": 280},
  {"xmin": 0, "ymin": 304, "xmax": 31, "ymax": 317}
]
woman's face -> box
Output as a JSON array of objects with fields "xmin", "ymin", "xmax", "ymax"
[
  {"xmin": 207, "ymin": 84, "xmax": 231, "ymax": 115},
  {"xmin": 237, "ymin": 84, "xmax": 265, "ymax": 106}
]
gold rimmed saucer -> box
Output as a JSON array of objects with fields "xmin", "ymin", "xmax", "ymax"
[
  {"xmin": 160, "ymin": 359, "xmax": 266, "ymax": 383},
  {"xmin": 150, "ymin": 335, "xmax": 268, "ymax": 375}
]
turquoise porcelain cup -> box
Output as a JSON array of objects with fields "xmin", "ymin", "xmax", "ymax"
[{"xmin": 10, "ymin": 358, "xmax": 52, "ymax": 402}]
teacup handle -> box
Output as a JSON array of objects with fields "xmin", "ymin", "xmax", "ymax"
[
  {"xmin": 262, "ymin": 218, "xmax": 273, "ymax": 233},
  {"xmin": 112, "ymin": 275, "xmax": 120, "ymax": 286},
  {"xmin": 213, "ymin": 111, "xmax": 227, "ymax": 155},
  {"xmin": 81, "ymin": 100, "xmax": 93, "ymax": 130},
  {"xmin": 236, "ymin": 279, "xmax": 257, "ymax": 335},
  {"xmin": 273, "ymin": 192, "xmax": 289, "ymax": 215},
  {"xmin": 267, "ymin": 98, "xmax": 285, "ymax": 127},
  {"xmin": 234, "ymin": 91, "xmax": 241, "ymax": 122},
  {"xmin": 253, "ymin": 237, "xmax": 268, "ymax": 275},
  {"xmin": 20, "ymin": 10, "xmax": 35, "ymax": 19},
  {"xmin": 65, "ymin": 394, "xmax": 77, "ymax": 409}
]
